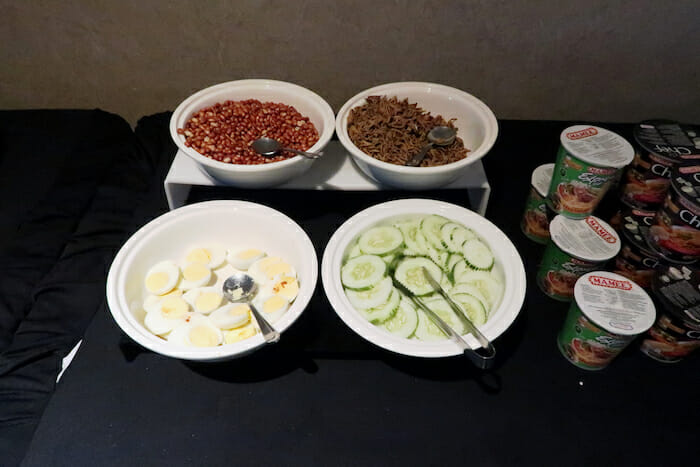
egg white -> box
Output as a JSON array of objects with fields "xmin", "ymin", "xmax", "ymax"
[
  {"xmin": 227, "ymin": 247, "xmax": 267, "ymax": 270},
  {"xmin": 223, "ymin": 322, "xmax": 259, "ymax": 344},
  {"xmin": 182, "ymin": 287, "xmax": 225, "ymax": 315},
  {"xmin": 143, "ymin": 260, "xmax": 180, "ymax": 296},
  {"xmin": 260, "ymin": 276, "xmax": 300, "ymax": 303},
  {"xmin": 254, "ymin": 294, "xmax": 290, "ymax": 324},
  {"xmin": 185, "ymin": 245, "xmax": 227, "ymax": 269},
  {"xmin": 209, "ymin": 303, "xmax": 251, "ymax": 329},
  {"xmin": 166, "ymin": 314, "xmax": 223, "ymax": 347},
  {"xmin": 179, "ymin": 262, "xmax": 213, "ymax": 290},
  {"xmin": 144, "ymin": 295, "xmax": 192, "ymax": 336}
]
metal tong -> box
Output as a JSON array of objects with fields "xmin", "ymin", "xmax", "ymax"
[{"xmin": 392, "ymin": 267, "xmax": 496, "ymax": 369}]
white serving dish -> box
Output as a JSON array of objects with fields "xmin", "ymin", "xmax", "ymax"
[
  {"xmin": 169, "ymin": 79, "xmax": 335, "ymax": 188},
  {"xmin": 321, "ymin": 199, "xmax": 526, "ymax": 358},
  {"xmin": 106, "ymin": 200, "xmax": 317, "ymax": 361},
  {"xmin": 335, "ymin": 82, "xmax": 498, "ymax": 190}
]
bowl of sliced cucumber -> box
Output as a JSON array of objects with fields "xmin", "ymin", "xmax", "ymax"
[{"xmin": 321, "ymin": 198, "xmax": 526, "ymax": 358}]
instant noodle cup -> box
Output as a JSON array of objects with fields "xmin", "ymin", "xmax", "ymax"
[
  {"xmin": 620, "ymin": 120, "xmax": 700, "ymax": 210},
  {"xmin": 647, "ymin": 164, "xmax": 700, "ymax": 262},
  {"xmin": 547, "ymin": 126, "xmax": 634, "ymax": 219},
  {"xmin": 610, "ymin": 208, "xmax": 667, "ymax": 289},
  {"xmin": 558, "ymin": 271, "xmax": 656, "ymax": 370},
  {"xmin": 639, "ymin": 266, "xmax": 700, "ymax": 363},
  {"xmin": 521, "ymin": 163, "xmax": 555, "ymax": 244},
  {"xmin": 537, "ymin": 215, "xmax": 621, "ymax": 301}
]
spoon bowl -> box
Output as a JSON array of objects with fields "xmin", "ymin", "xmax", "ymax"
[
  {"xmin": 223, "ymin": 272, "xmax": 280, "ymax": 343},
  {"xmin": 405, "ymin": 126, "xmax": 457, "ymax": 167},
  {"xmin": 252, "ymin": 137, "xmax": 323, "ymax": 160}
]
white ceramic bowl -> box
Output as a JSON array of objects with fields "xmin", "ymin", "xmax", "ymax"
[
  {"xmin": 335, "ymin": 82, "xmax": 498, "ymax": 190},
  {"xmin": 321, "ymin": 199, "xmax": 526, "ymax": 358},
  {"xmin": 169, "ymin": 79, "xmax": 335, "ymax": 188},
  {"xmin": 106, "ymin": 200, "xmax": 318, "ymax": 361}
]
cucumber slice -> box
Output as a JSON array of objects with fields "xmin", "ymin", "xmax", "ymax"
[
  {"xmin": 456, "ymin": 270, "xmax": 503, "ymax": 310},
  {"xmin": 426, "ymin": 244, "xmax": 450, "ymax": 271},
  {"xmin": 341, "ymin": 254, "xmax": 386, "ymax": 290},
  {"xmin": 446, "ymin": 253, "xmax": 463, "ymax": 279},
  {"xmin": 440, "ymin": 222, "xmax": 461, "ymax": 250},
  {"xmin": 396, "ymin": 220, "xmax": 422, "ymax": 254},
  {"xmin": 413, "ymin": 230, "xmax": 430, "ymax": 256},
  {"xmin": 450, "ymin": 226, "xmax": 477, "ymax": 251},
  {"xmin": 394, "ymin": 257, "xmax": 443, "ymax": 296},
  {"xmin": 345, "ymin": 276, "xmax": 393, "ymax": 310},
  {"xmin": 361, "ymin": 287, "xmax": 401, "ymax": 323},
  {"xmin": 382, "ymin": 297, "xmax": 419, "ymax": 338},
  {"xmin": 451, "ymin": 292, "xmax": 487, "ymax": 326},
  {"xmin": 344, "ymin": 242, "xmax": 362, "ymax": 262},
  {"xmin": 449, "ymin": 283, "xmax": 489, "ymax": 308},
  {"xmin": 414, "ymin": 308, "xmax": 448, "ymax": 341},
  {"xmin": 423, "ymin": 297, "xmax": 466, "ymax": 334},
  {"xmin": 462, "ymin": 239, "xmax": 494, "ymax": 271},
  {"xmin": 451, "ymin": 258, "xmax": 470, "ymax": 283},
  {"xmin": 420, "ymin": 215, "xmax": 449, "ymax": 250},
  {"xmin": 358, "ymin": 226, "xmax": 404, "ymax": 256}
]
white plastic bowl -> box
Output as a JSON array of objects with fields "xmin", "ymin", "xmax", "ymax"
[
  {"xmin": 336, "ymin": 82, "xmax": 498, "ymax": 190},
  {"xmin": 106, "ymin": 200, "xmax": 318, "ymax": 361},
  {"xmin": 321, "ymin": 199, "xmax": 526, "ymax": 358},
  {"xmin": 170, "ymin": 79, "xmax": 335, "ymax": 188}
]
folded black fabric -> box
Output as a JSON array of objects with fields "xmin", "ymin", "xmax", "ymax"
[{"xmin": 0, "ymin": 110, "xmax": 175, "ymax": 466}]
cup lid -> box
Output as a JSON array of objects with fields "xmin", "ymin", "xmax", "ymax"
[
  {"xmin": 550, "ymin": 215, "xmax": 621, "ymax": 262},
  {"xmin": 574, "ymin": 271, "xmax": 656, "ymax": 336},
  {"xmin": 531, "ymin": 163, "xmax": 555, "ymax": 197},
  {"xmin": 560, "ymin": 125, "xmax": 635, "ymax": 169},
  {"xmin": 651, "ymin": 265, "xmax": 700, "ymax": 326},
  {"xmin": 634, "ymin": 120, "xmax": 700, "ymax": 161}
]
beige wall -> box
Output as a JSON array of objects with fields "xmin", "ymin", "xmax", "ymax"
[{"xmin": 1, "ymin": 0, "xmax": 698, "ymax": 126}]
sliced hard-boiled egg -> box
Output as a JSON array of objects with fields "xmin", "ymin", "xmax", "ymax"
[
  {"xmin": 261, "ymin": 275, "xmax": 300, "ymax": 302},
  {"xmin": 227, "ymin": 247, "xmax": 267, "ymax": 270},
  {"xmin": 185, "ymin": 245, "xmax": 227, "ymax": 269},
  {"xmin": 179, "ymin": 262, "xmax": 212, "ymax": 290},
  {"xmin": 143, "ymin": 289, "xmax": 184, "ymax": 314},
  {"xmin": 144, "ymin": 295, "xmax": 191, "ymax": 335},
  {"xmin": 144, "ymin": 261, "xmax": 180, "ymax": 295},
  {"xmin": 182, "ymin": 287, "xmax": 224, "ymax": 315},
  {"xmin": 167, "ymin": 315, "xmax": 223, "ymax": 347},
  {"xmin": 210, "ymin": 303, "xmax": 251, "ymax": 329},
  {"xmin": 223, "ymin": 323, "xmax": 258, "ymax": 344},
  {"xmin": 248, "ymin": 256, "xmax": 283, "ymax": 282},
  {"xmin": 262, "ymin": 261, "xmax": 296, "ymax": 281},
  {"xmin": 258, "ymin": 294, "xmax": 290, "ymax": 323}
]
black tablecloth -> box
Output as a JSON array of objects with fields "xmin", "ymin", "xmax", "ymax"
[{"xmin": 2, "ymin": 113, "xmax": 698, "ymax": 466}]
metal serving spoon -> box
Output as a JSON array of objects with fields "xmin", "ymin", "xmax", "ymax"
[
  {"xmin": 251, "ymin": 137, "xmax": 323, "ymax": 160},
  {"xmin": 222, "ymin": 272, "xmax": 280, "ymax": 343},
  {"xmin": 405, "ymin": 126, "xmax": 457, "ymax": 167}
]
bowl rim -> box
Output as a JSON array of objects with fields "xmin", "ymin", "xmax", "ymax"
[
  {"xmin": 335, "ymin": 81, "xmax": 498, "ymax": 174},
  {"xmin": 169, "ymin": 79, "xmax": 336, "ymax": 172},
  {"xmin": 106, "ymin": 200, "xmax": 318, "ymax": 361},
  {"xmin": 320, "ymin": 198, "xmax": 526, "ymax": 358}
]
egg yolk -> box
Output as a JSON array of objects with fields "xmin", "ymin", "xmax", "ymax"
[
  {"xmin": 229, "ymin": 303, "xmax": 251, "ymax": 316},
  {"xmin": 160, "ymin": 296, "xmax": 188, "ymax": 319},
  {"xmin": 186, "ymin": 248, "xmax": 212, "ymax": 264},
  {"xmin": 224, "ymin": 325, "xmax": 257, "ymax": 344},
  {"xmin": 265, "ymin": 262, "xmax": 293, "ymax": 280},
  {"xmin": 183, "ymin": 263, "xmax": 209, "ymax": 281},
  {"xmin": 195, "ymin": 292, "xmax": 222, "ymax": 313},
  {"xmin": 145, "ymin": 272, "xmax": 171, "ymax": 294},
  {"xmin": 238, "ymin": 249, "xmax": 263, "ymax": 259},
  {"xmin": 272, "ymin": 276, "xmax": 299, "ymax": 301},
  {"xmin": 263, "ymin": 295, "xmax": 287, "ymax": 314},
  {"xmin": 189, "ymin": 325, "xmax": 219, "ymax": 347}
]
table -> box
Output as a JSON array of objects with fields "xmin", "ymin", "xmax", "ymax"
[{"xmin": 8, "ymin": 116, "xmax": 699, "ymax": 466}]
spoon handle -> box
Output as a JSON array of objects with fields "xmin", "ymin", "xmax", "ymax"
[
  {"xmin": 281, "ymin": 147, "xmax": 323, "ymax": 159},
  {"xmin": 405, "ymin": 142, "xmax": 434, "ymax": 167},
  {"xmin": 249, "ymin": 304, "xmax": 280, "ymax": 343}
]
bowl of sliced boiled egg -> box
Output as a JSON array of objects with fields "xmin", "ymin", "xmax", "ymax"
[
  {"xmin": 321, "ymin": 199, "xmax": 526, "ymax": 358},
  {"xmin": 106, "ymin": 200, "xmax": 317, "ymax": 361}
]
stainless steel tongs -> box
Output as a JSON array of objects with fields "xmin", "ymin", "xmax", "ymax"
[{"xmin": 392, "ymin": 267, "xmax": 496, "ymax": 369}]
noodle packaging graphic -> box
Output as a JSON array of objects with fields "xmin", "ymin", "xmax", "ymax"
[
  {"xmin": 620, "ymin": 120, "xmax": 700, "ymax": 210},
  {"xmin": 647, "ymin": 164, "xmax": 700, "ymax": 262},
  {"xmin": 521, "ymin": 163, "xmax": 555, "ymax": 244},
  {"xmin": 558, "ymin": 271, "xmax": 656, "ymax": 370},
  {"xmin": 547, "ymin": 125, "xmax": 634, "ymax": 219},
  {"xmin": 537, "ymin": 215, "xmax": 621, "ymax": 301}
]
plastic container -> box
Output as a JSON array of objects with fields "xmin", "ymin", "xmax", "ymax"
[
  {"xmin": 537, "ymin": 215, "xmax": 621, "ymax": 301},
  {"xmin": 610, "ymin": 208, "xmax": 665, "ymax": 289},
  {"xmin": 521, "ymin": 163, "xmax": 555, "ymax": 244},
  {"xmin": 647, "ymin": 164, "xmax": 700, "ymax": 262},
  {"xmin": 547, "ymin": 126, "xmax": 634, "ymax": 219},
  {"xmin": 639, "ymin": 266, "xmax": 700, "ymax": 362},
  {"xmin": 620, "ymin": 120, "xmax": 700, "ymax": 210},
  {"xmin": 558, "ymin": 271, "xmax": 656, "ymax": 370}
]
